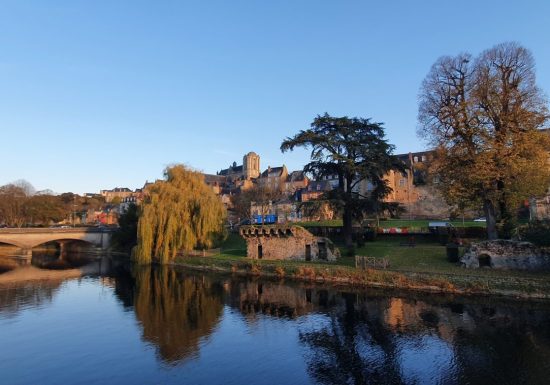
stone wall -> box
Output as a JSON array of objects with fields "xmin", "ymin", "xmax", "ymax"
[
  {"xmin": 240, "ymin": 225, "xmax": 339, "ymax": 262},
  {"xmin": 461, "ymin": 240, "xmax": 550, "ymax": 270}
]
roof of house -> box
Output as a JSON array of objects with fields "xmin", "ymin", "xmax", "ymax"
[
  {"xmin": 261, "ymin": 166, "xmax": 285, "ymax": 178},
  {"xmin": 395, "ymin": 151, "xmax": 434, "ymax": 167},
  {"xmin": 102, "ymin": 187, "xmax": 133, "ymax": 193},
  {"xmin": 287, "ymin": 170, "xmax": 307, "ymax": 182},
  {"xmin": 219, "ymin": 165, "xmax": 243, "ymax": 176},
  {"xmin": 203, "ymin": 174, "xmax": 228, "ymax": 184}
]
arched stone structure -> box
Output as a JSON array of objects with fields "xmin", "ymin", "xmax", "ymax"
[{"xmin": 0, "ymin": 228, "xmax": 112, "ymax": 259}]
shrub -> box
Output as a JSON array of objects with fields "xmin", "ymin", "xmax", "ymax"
[
  {"xmin": 295, "ymin": 266, "xmax": 316, "ymax": 280},
  {"xmin": 520, "ymin": 220, "xmax": 550, "ymax": 247},
  {"xmin": 275, "ymin": 265, "xmax": 285, "ymax": 278},
  {"xmin": 248, "ymin": 262, "xmax": 262, "ymax": 275}
]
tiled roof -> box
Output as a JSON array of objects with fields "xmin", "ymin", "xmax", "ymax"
[
  {"xmin": 287, "ymin": 170, "xmax": 306, "ymax": 182},
  {"xmin": 261, "ymin": 166, "xmax": 284, "ymax": 178}
]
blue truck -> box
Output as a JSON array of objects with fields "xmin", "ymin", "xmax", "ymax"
[{"xmin": 253, "ymin": 214, "xmax": 278, "ymax": 224}]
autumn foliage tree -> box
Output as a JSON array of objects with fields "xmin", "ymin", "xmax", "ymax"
[
  {"xmin": 134, "ymin": 165, "xmax": 227, "ymax": 264},
  {"xmin": 418, "ymin": 42, "xmax": 550, "ymax": 239}
]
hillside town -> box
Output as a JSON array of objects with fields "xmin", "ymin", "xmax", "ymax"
[
  {"xmin": 95, "ymin": 144, "xmax": 550, "ymax": 227},
  {"xmin": 3, "ymin": 2, "xmax": 550, "ymax": 383}
]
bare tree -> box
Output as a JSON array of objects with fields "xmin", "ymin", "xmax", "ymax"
[
  {"xmin": 230, "ymin": 183, "xmax": 283, "ymax": 224},
  {"xmin": 419, "ymin": 42, "xmax": 550, "ymax": 239},
  {"xmin": 0, "ymin": 184, "xmax": 28, "ymax": 227}
]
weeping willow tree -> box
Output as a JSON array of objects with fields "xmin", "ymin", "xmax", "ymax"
[{"xmin": 134, "ymin": 165, "xmax": 227, "ymax": 264}]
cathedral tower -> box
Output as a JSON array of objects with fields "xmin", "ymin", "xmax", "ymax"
[{"xmin": 243, "ymin": 152, "xmax": 260, "ymax": 179}]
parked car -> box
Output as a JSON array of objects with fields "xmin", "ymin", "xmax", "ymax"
[
  {"xmin": 428, "ymin": 221, "xmax": 454, "ymax": 228},
  {"xmin": 473, "ymin": 217, "xmax": 487, "ymax": 222}
]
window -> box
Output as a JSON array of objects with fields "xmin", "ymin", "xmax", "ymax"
[
  {"xmin": 413, "ymin": 156, "xmax": 418, "ymax": 162},
  {"xmin": 399, "ymin": 179, "xmax": 406, "ymax": 187},
  {"xmin": 422, "ymin": 155, "xmax": 427, "ymax": 162}
]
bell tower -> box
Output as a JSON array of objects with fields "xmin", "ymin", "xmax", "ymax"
[{"xmin": 243, "ymin": 152, "xmax": 260, "ymax": 179}]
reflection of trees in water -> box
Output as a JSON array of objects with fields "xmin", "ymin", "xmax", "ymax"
[
  {"xmin": 450, "ymin": 302, "xmax": 550, "ymax": 385},
  {"xmin": 0, "ymin": 280, "xmax": 61, "ymax": 319},
  {"xmin": 298, "ymin": 292, "xmax": 550, "ymax": 385},
  {"xmin": 299, "ymin": 293, "xmax": 405, "ymax": 385},
  {"xmin": 131, "ymin": 267, "xmax": 224, "ymax": 365}
]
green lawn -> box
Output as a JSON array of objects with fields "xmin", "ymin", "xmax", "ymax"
[
  {"xmin": 219, "ymin": 231, "xmax": 550, "ymax": 279},
  {"xmin": 181, "ymin": 231, "xmax": 550, "ymax": 295},
  {"xmin": 295, "ymin": 220, "xmax": 343, "ymax": 227},
  {"xmin": 218, "ymin": 233, "xmax": 247, "ymax": 258},
  {"xmin": 295, "ymin": 219, "xmax": 487, "ymax": 228},
  {"xmin": 377, "ymin": 219, "xmax": 486, "ymax": 228}
]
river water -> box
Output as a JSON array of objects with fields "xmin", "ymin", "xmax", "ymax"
[{"xmin": 1, "ymin": 254, "xmax": 550, "ymax": 385}]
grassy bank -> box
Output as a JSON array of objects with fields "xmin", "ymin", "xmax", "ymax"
[
  {"xmin": 295, "ymin": 219, "xmax": 487, "ymax": 228},
  {"xmin": 175, "ymin": 233, "xmax": 550, "ymax": 299}
]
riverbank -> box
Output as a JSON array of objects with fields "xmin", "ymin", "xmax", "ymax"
[{"xmin": 171, "ymin": 254, "xmax": 550, "ymax": 300}]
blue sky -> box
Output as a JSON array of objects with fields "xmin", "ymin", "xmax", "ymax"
[{"xmin": 1, "ymin": 0, "xmax": 549, "ymax": 194}]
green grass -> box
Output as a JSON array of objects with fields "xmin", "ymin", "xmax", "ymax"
[
  {"xmin": 218, "ymin": 231, "xmax": 541, "ymax": 278},
  {"xmin": 176, "ymin": 233, "xmax": 550, "ymax": 296},
  {"xmin": 377, "ymin": 219, "xmax": 486, "ymax": 228},
  {"xmin": 294, "ymin": 218, "xmax": 486, "ymax": 228},
  {"xmin": 218, "ymin": 233, "xmax": 247, "ymax": 258},
  {"xmin": 206, "ymin": 229, "xmax": 550, "ymax": 296},
  {"xmin": 295, "ymin": 220, "xmax": 343, "ymax": 227}
]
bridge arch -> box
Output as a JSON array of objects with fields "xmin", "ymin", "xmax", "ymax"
[
  {"xmin": 0, "ymin": 239, "xmax": 27, "ymax": 249},
  {"xmin": 30, "ymin": 238, "xmax": 98, "ymax": 249},
  {"xmin": 0, "ymin": 229, "xmax": 112, "ymax": 255}
]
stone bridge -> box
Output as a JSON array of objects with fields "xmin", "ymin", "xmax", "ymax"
[{"xmin": 0, "ymin": 227, "xmax": 113, "ymax": 258}]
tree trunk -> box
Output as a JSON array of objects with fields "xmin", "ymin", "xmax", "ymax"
[
  {"xmin": 343, "ymin": 206, "xmax": 354, "ymax": 250},
  {"xmin": 483, "ymin": 199, "xmax": 498, "ymax": 240},
  {"xmin": 343, "ymin": 176, "xmax": 354, "ymax": 252},
  {"xmin": 497, "ymin": 179, "xmax": 508, "ymax": 220}
]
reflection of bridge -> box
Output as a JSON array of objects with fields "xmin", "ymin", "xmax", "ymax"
[{"xmin": 0, "ymin": 228, "xmax": 113, "ymax": 258}]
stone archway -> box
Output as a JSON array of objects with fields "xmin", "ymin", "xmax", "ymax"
[{"xmin": 478, "ymin": 254, "xmax": 491, "ymax": 267}]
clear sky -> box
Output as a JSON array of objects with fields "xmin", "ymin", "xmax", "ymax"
[{"xmin": 1, "ymin": 0, "xmax": 549, "ymax": 194}]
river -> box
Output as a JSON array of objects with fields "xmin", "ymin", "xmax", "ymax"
[{"xmin": 1, "ymin": 253, "xmax": 550, "ymax": 385}]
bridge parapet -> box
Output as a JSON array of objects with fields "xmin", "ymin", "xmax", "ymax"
[{"xmin": 0, "ymin": 227, "xmax": 114, "ymax": 250}]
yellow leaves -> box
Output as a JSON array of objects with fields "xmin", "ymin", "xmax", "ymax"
[{"xmin": 134, "ymin": 165, "xmax": 227, "ymax": 264}]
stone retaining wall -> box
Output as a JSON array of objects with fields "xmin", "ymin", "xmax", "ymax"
[{"xmin": 461, "ymin": 240, "xmax": 550, "ymax": 270}]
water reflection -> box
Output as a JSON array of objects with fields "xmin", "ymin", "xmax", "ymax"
[
  {"xmin": 31, "ymin": 251, "xmax": 96, "ymax": 270},
  {"xmin": 2, "ymin": 259, "xmax": 550, "ymax": 385},
  {"xmin": 298, "ymin": 293, "xmax": 550, "ymax": 385},
  {"xmin": 129, "ymin": 267, "xmax": 224, "ymax": 364},
  {"xmin": 0, "ymin": 278, "xmax": 61, "ymax": 319}
]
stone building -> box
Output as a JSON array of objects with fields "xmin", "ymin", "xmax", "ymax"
[
  {"xmin": 461, "ymin": 240, "xmax": 550, "ymax": 270},
  {"xmin": 218, "ymin": 152, "xmax": 261, "ymax": 181},
  {"xmin": 284, "ymin": 171, "xmax": 309, "ymax": 193},
  {"xmin": 243, "ymin": 152, "xmax": 261, "ymax": 179},
  {"xmin": 100, "ymin": 187, "xmax": 134, "ymax": 203},
  {"xmin": 240, "ymin": 225, "xmax": 339, "ymax": 261},
  {"xmin": 300, "ymin": 180, "xmax": 332, "ymax": 202},
  {"xmin": 258, "ymin": 165, "xmax": 288, "ymax": 191},
  {"xmin": 382, "ymin": 151, "xmax": 450, "ymax": 218},
  {"xmin": 531, "ymin": 195, "xmax": 550, "ymax": 220}
]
